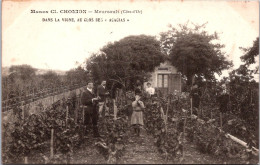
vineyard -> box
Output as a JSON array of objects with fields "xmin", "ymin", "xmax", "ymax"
[
  {"xmin": 2, "ymin": 82, "xmax": 85, "ymax": 112},
  {"xmin": 2, "ymin": 89, "xmax": 259, "ymax": 164},
  {"xmin": 2, "ymin": 4, "xmax": 259, "ymax": 164}
]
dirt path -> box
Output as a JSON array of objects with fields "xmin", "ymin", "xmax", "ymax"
[
  {"xmin": 55, "ymin": 126, "xmax": 252, "ymax": 164},
  {"xmin": 118, "ymin": 128, "xmax": 166, "ymax": 164},
  {"xmin": 69, "ymin": 127, "xmax": 167, "ymax": 164},
  {"xmin": 117, "ymin": 128, "xmax": 227, "ymax": 164},
  {"xmin": 70, "ymin": 135, "xmax": 107, "ymax": 164}
]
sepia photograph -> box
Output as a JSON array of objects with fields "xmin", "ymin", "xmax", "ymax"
[{"xmin": 1, "ymin": 0, "xmax": 259, "ymax": 164}]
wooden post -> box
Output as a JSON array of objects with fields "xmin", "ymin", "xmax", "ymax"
[
  {"xmin": 165, "ymin": 97, "xmax": 170, "ymax": 133},
  {"xmin": 183, "ymin": 112, "xmax": 187, "ymax": 142},
  {"xmin": 50, "ymin": 129, "xmax": 54, "ymax": 158},
  {"xmin": 66, "ymin": 105, "xmax": 69, "ymax": 128},
  {"xmin": 115, "ymin": 89, "xmax": 117, "ymax": 104},
  {"xmin": 6, "ymin": 88, "xmax": 9, "ymax": 111},
  {"xmin": 22, "ymin": 102, "xmax": 25, "ymax": 120},
  {"xmin": 160, "ymin": 106, "xmax": 165, "ymax": 119},
  {"xmin": 191, "ymin": 75, "xmax": 194, "ymax": 116},
  {"xmin": 75, "ymin": 98, "xmax": 79, "ymax": 124},
  {"xmin": 190, "ymin": 98, "xmax": 193, "ymax": 115},
  {"xmin": 113, "ymin": 99, "xmax": 117, "ymax": 120},
  {"xmin": 33, "ymin": 88, "xmax": 35, "ymax": 101},
  {"xmin": 66, "ymin": 153, "xmax": 70, "ymax": 164},
  {"xmin": 78, "ymin": 91, "xmax": 82, "ymax": 124},
  {"xmin": 179, "ymin": 74, "xmax": 182, "ymax": 93},
  {"xmin": 19, "ymin": 88, "xmax": 22, "ymax": 104},
  {"xmin": 120, "ymin": 89, "xmax": 123, "ymax": 107},
  {"xmin": 220, "ymin": 112, "xmax": 223, "ymax": 130},
  {"xmin": 250, "ymin": 89, "xmax": 253, "ymax": 104},
  {"xmin": 82, "ymin": 108, "xmax": 85, "ymax": 124},
  {"xmin": 24, "ymin": 156, "xmax": 28, "ymax": 164},
  {"xmin": 175, "ymin": 119, "xmax": 178, "ymax": 130}
]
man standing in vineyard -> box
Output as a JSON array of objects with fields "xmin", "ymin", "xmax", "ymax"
[
  {"xmin": 216, "ymin": 85, "xmax": 230, "ymax": 129},
  {"xmin": 81, "ymin": 81, "xmax": 101, "ymax": 137},
  {"xmin": 190, "ymin": 84, "xmax": 201, "ymax": 116},
  {"xmin": 97, "ymin": 80, "xmax": 110, "ymax": 118}
]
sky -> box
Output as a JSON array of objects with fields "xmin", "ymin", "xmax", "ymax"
[{"xmin": 2, "ymin": 0, "xmax": 259, "ymax": 79}]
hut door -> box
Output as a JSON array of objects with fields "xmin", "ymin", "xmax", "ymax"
[
  {"xmin": 157, "ymin": 74, "xmax": 169, "ymax": 97},
  {"xmin": 168, "ymin": 74, "xmax": 182, "ymax": 94}
]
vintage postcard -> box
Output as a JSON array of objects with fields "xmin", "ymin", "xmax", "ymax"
[{"xmin": 2, "ymin": 0, "xmax": 259, "ymax": 164}]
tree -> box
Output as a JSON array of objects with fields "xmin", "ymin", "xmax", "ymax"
[
  {"xmin": 4, "ymin": 65, "xmax": 37, "ymax": 99},
  {"xmin": 65, "ymin": 66, "xmax": 89, "ymax": 85},
  {"xmin": 220, "ymin": 37, "xmax": 259, "ymax": 148},
  {"xmin": 240, "ymin": 37, "xmax": 259, "ymax": 65},
  {"xmin": 160, "ymin": 22, "xmax": 232, "ymax": 87},
  {"xmin": 9, "ymin": 65, "xmax": 36, "ymax": 82},
  {"xmin": 86, "ymin": 35, "xmax": 166, "ymax": 91},
  {"xmin": 41, "ymin": 71, "xmax": 61, "ymax": 88}
]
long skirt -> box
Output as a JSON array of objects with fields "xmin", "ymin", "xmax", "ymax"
[{"xmin": 131, "ymin": 111, "xmax": 144, "ymax": 126}]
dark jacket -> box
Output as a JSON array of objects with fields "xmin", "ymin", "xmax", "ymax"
[
  {"xmin": 97, "ymin": 85, "xmax": 108, "ymax": 102},
  {"xmin": 190, "ymin": 87, "xmax": 201, "ymax": 109},
  {"xmin": 217, "ymin": 93, "xmax": 230, "ymax": 113},
  {"xmin": 81, "ymin": 89, "xmax": 97, "ymax": 114}
]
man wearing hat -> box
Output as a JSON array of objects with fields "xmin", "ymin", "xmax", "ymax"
[
  {"xmin": 81, "ymin": 81, "xmax": 101, "ymax": 137},
  {"xmin": 97, "ymin": 80, "xmax": 110, "ymax": 118}
]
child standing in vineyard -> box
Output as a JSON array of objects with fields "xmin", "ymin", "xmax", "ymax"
[{"xmin": 131, "ymin": 91, "xmax": 145, "ymax": 136}]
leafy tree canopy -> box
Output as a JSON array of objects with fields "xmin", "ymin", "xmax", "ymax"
[
  {"xmin": 160, "ymin": 22, "xmax": 232, "ymax": 87},
  {"xmin": 9, "ymin": 64, "xmax": 36, "ymax": 81},
  {"xmin": 86, "ymin": 35, "xmax": 166, "ymax": 90},
  {"xmin": 41, "ymin": 71, "xmax": 60, "ymax": 84},
  {"xmin": 65, "ymin": 66, "xmax": 89, "ymax": 84},
  {"xmin": 240, "ymin": 37, "xmax": 259, "ymax": 65}
]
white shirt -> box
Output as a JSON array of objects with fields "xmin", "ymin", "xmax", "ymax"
[
  {"xmin": 146, "ymin": 87, "xmax": 155, "ymax": 95},
  {"xmin": 87, "ymin": 88, "xmax": 96, "ymax": 102},
  {"xmin": 87, "ymin": 88, "xmax": 93, "ymax": 94}
]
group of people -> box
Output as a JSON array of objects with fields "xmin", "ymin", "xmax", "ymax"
[
  {"xmin": 80, "ymin": 78, "xmax": 231, "ymax": 138},
  {"xmin": 80, "ymin": 80, "xmax": 156, "ymax": 138},
  {"xmin": 80, "ymin": 80, "xmax": 109, "ymax": 137}
]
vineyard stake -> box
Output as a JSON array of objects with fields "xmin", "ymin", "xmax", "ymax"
[
  {"xmin": 33, "ymin": 88, "xmax": 35, "ymax": 101},
  {"xmin": 198, "ymin": 99, "xmax": 202, "ymax": 118},
  {"xmin": 66, "ymin": 105, "xmax": 69, "ymax": 128},
  {"xmin": 183, "ymin": 109, "xmax": 187, "ymax": 142},
  {"xmin": 75, "ymin": 98, "xmax": 79, "ymax": 124},
  {"xmin": 183, "ymin": 119, "xmax": 186, "ymax": 139},
  {"xmin": 160, "ymin": 106, "xmax": 165, "ymax": 119},
  {"xmin": 113, "ymin": 99, "xmax": 117, "ymax": 120},
  {"xmin": 66, "ymin": 153, "xmax": 70, "ymax": 164},
  {"xmin": 50, "ymin": 129, "xmax": 54, "ymax": 158},
  {"xmin": 165, "ymin": 97, "xmax": 170, "ymax": 133},
  {"xmin": 6, "ymin": 84, "xmax": 9, "ymax": 111},
  {"xmin": 210, "ymin": 108, "xmax": 213, "ymax": 119},
  {"xmin": 220, "ymin": 112, "xmax": 223, "ymax": 130},
  {"xmin": 82, "ymin": 108, "xmax": 85, "ymax": 124},
  {"xmin": 22, "ymin": 101, "xmax": 25, "ymax": 120},
  {"xmin": 174, "ymin": 115, "xmax": 178, "ymax": 130},
  {"xmin": 52, "ymin": 94, "xmax": 54, "ymax": 104},
  {"xmin": 190, "ymin": 98, "xmax": 193, "ymax": 115},
  {"xmin": 24, "ymin": 156, "xmax": 28, "ymax": 164}
]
